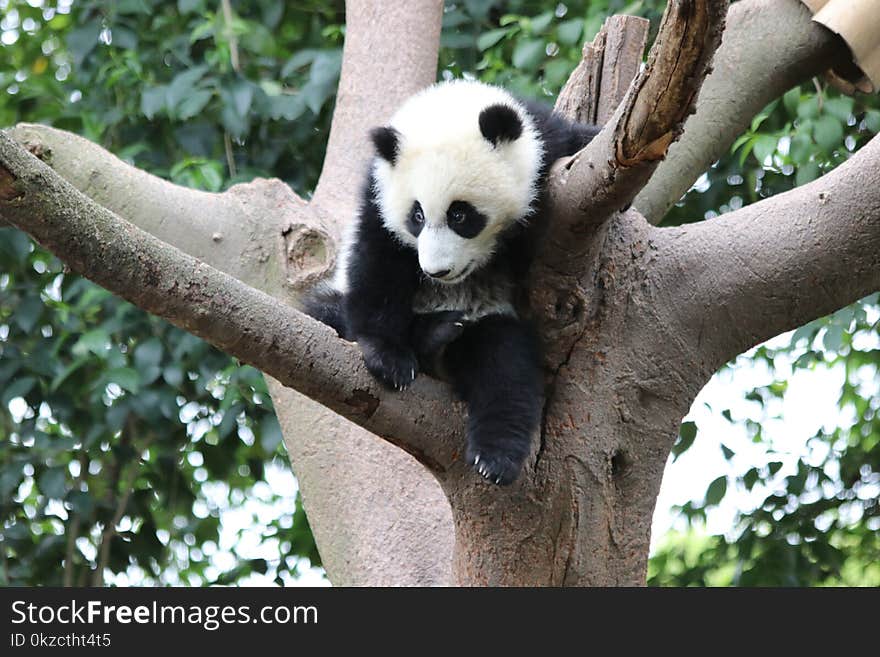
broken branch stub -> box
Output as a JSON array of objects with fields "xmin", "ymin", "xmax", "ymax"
[{"xmin": 545, "ymin": 0, "xmax": 728, "ymax": 242}]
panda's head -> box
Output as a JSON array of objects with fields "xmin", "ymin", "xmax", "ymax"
[{"xmin": 370, "ymin": 80, "xmax": 543, "ymax": 284}]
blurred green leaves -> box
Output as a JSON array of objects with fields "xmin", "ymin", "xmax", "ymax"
[{"xmin": 2, "ymin": 0, "xmax": 879, "ymax": 588}]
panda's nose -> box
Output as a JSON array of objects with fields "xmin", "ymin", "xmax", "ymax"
[{"xmin": 426, "ymin": 268, "xmax": 451, "ymax": 279}]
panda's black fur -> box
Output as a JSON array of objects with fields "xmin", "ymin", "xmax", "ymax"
[{"xmin": 304, "ymin": 81, "xmax": 599, "ymax": 485}]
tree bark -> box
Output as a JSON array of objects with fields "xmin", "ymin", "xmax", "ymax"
[
  {"xmin": 634, "ymin": 0, "xmax": 850, "ymax": 224},
  {"xmin": 2, "ymin": 0, "xmax": 877, "ymax": 587}
]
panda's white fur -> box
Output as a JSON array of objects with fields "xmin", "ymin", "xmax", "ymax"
[
  {"xmin": 334, "ymin": 80, "xmax": 543, "ymax": 306},
  {"xmin": 303, "ymin": 79, "xmax": 600, "ymax": 485}
]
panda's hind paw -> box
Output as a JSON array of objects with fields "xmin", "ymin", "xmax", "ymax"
[{"xmin": 466, "ymin": 445, "xmax": 524, "ymax": 486}]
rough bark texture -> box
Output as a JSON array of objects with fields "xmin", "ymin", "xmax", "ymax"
[
  {"xmin": 263, "ymin": 0, "xmax": 455, "ymax": 586},
  {"xmin": 554, "ymin": 16, "xmax": 650, "ymax": 126},
  {"xmin": 546, "ymin": 0, "xmax": 728, "ymax": 232},
  {"xmin": 2, "ymin": 0, "xmax": 877, "ymax": 586},
  {"xmin": 634, "ymin": 0, "xmax": 850, "ymax": 224}
]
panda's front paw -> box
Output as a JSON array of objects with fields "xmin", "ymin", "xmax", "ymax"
[
  {"xmin": 465, "ymin": 442, "xmax": 525, "ymax": 486},
  {"xmin": 358, "ymin": 336, "xmax": 419, "ymax": 391},
  {"xmin": 411, "ymin": 310, "xmax": 467, "ymax": 356}
]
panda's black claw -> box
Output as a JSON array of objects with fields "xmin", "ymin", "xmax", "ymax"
[
  {"xmin": 358, "ymin": 336, "xmax": 419, "ymax": 391},
  {"xmin": 411, "ymin": 311, "xmax": 468, "ymax": 358},
  {"xmin": 465, "ymin": 444, "xmax": 524, "ymax": 486}
]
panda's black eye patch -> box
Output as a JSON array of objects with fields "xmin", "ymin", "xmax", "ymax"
[
  {"xmin": 406, "ymin": 201, "xmax": 425, "ymax": 237},
  {"xmin": 446, "ymin": 201, "xmax": 487, "ymax": 239}
]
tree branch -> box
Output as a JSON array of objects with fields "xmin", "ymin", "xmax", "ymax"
[
  {"xmin": 7, "ymin": 123, "xmax": 310, "ymax": 295},
  {"xmin": 545, "ymin": 0, "xmax": 728, "ymax": 244},
  {"xmin": 0, "ymin": 132, "xmax": 460, "ymax": 473},
  {"xmin": 634, "ymin": 0, "xmax": 850, "ymax": 224},
  {"xmin": 655, "ymin": 133, "xmax": 880, "ymax": 374}
]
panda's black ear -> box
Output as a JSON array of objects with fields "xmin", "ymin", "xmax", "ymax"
[
  {"xmin": 370, "ymin": 126, "xmax": 401, "ymax": 165},
  {"xmin": 479, "ymin": 104, "xmax": 523, "ymax": 146}
]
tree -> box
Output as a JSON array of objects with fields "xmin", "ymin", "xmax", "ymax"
[{"xmin": 2, "ymin": 0, "xmax": 878, "ymax": 585}]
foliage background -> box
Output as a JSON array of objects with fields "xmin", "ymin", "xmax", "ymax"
[{"xmin": 1, "ymin": 0, "xmax": 878, "ymax": 586}]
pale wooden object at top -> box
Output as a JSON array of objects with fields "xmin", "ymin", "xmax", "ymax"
[{"xmin": 802, "ymin": 0, "xmax": 880, "ymax": 93}]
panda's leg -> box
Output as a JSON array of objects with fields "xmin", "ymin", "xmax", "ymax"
[
  {"xmin": 344, "ymin": 196, "xmax": 422, "ymax": 391},
  {"xmin": 443, "ymin": 314, "xmax": 543, "ymax": 485}
]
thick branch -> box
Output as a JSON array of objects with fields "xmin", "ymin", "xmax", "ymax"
[
  {"xmin": 8, "ymin": 123, "xmax": 311, "ymax": 295},
  {"xmin": 546, "ymin": 0, "xmax": 727, "ymax": 236},
  {"xmin": 0, "ymin": 132, "xmax": 460, "ymax": 472},
  {"xmin": 655, "ymin": 133, "xmax": 880, "ymax": 374},
  {"xmin": 634, "ymin": 0, "xmax": 850, "ymax": 224}
]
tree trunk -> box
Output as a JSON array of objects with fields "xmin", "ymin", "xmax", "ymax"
[{"xmin": 2, "ymin": 0, "xmax": 874, "ymax": 588}]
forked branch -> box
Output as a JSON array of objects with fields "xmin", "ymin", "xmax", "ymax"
[
  {"xmin": 545, "ymin": 0, "xmax": 728, "ymax": 238},
  {"xmin": 0, "ymin": 132, "xmax": 461, "ymax": 472}
]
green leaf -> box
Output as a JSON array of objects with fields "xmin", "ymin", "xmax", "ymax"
[
  {"xmin": 117, "ymin": 0, "xmax": 151, "ymax": 14},
  {"xmin": 512, "ymin": 39, "xmax": 545, "ymax": 70},
  {"xmin": 752, "ymin": 135, "xmax": 778, "ymax": 164},
  {"xmin": 50, "ymin": 357, "xmax": 89, "ymax": 392},
  {"xmin": 72, "ymin": 329, "xmax": 110, "ymax": 357},
  {"xmin": 0, "ymin": 466, "xmax": 22, "ymax": 498},
  {"xmin": 768, "ymin": 461, "xmax": 784, "ymax": 476},
  {"xmin": 134, "ymin": 338, "xmax": 164, "ymax": 369},
  {"xmin": 794, "ymin": 350, "xmax": 820, "ymax": 368},
  {"xmin": 530, "ymin": 11, "xmax": 554, "ymax": 34},
  {"xmin": 166, "ymin": 65, "xmax": 209, "ymax": 112},
  {"xmin": 260, "ymin": 414, "xmax": 283, "ymax": 452},
  {"xmin": 300, "ymin": 50, "xmax": 342, "ymax": 114},
  {"xmin": 557, "ymin": 19, "xmax": 583, "ymax": 45},
  {"xmin": 824, "ymin": 96, "xmax": 854, "ymax": 123},
  {"xmin": 66, "ymin": 491, "xmax": 94, "ymax": 518},
  {"xmin": 782, "ymin": 87, "xmax": 800, "ymax": 117},
  {"xmin": 865, "ymin": 110, "xmax": 880, "ymax": 134},
  {"xmin": 198, "ymin": 162, "xmax": 224, "ymax": 192},
  {"xmin": 743, "ymin": 467, "xmax": 759, "ymax": 490},
  {"xmin": 797, "ymin": 96, "xmax": 819, "ymax": 120},
  {"xmin": 221, "ymin": 104, "xmax": 249, "ymax": 139},
  {"xmin": 67, "ymin": 21, "xmax": 101, "ymax": 67},
  {"xmin": 269, "ymin": 94, "xmax": 306, "ymax": 121},
  {"xmin": 672, "ymin": 421, "xmax": 697, "ymax": 461},
  {"xmin": 281, "ymin": 50, "xmax": 318, "ymax": 78},
  {"xmin": 227, "ymin": 78, "xmax": 254, "ymax": 118},
  {"xmin": 789, "ymin": 132, "xmax": 813, "ymax": 165},
  {"xmin": 38, "ymin": 466, "xmax": 68, "ymax": 499},
  {"xmin": 2, "ymin": 376, "xmax": 36, "ymax": 406},
  {"xmin": 106, "ymin": 367, "xmax": 141, "ymax": 394},
  {"xmin": 0, "ymin": 360, "xmax": 19, "ymax": 386},
  {"xmin": 141, "ymin": 86, "xmax": 167, "ymax": 119},
  {"xmin": 477, "ymin": 28, "xmax": 509, "ymax": 51},
  {"xmin": 14, "ymin": 296, "xmax": 44, "ymax": 333},
  {"xmin": 737, "ymin": 135, "xmax": 757, "ymax": 166},
  {"xmin": 705, "ymin": 476, "xmax": 727, "ymax": 506},
  {"xmin": 0, "ymin": 228, "xmax": 33, "ymax": 264},
  {"xmin": 464, "ymin": 0, "xmax": 494, "ymax": 18},
  {"xmin": 721, "ymin": 444, "xmax": 735, "ymax": 460},
  {"xmin": 544, "ymin": 59, "xmax": 572, "ymax": 89},
  {"xmin": 813, "ymin": 115, "xmax": 844, "ymax": 152},
  {"xmin": 795, "ymin": 161, "xmax": 820, "ymax": 186},
  {"xmin": 178, "ymin": 0, "xmax": 203, "ymax": 14},
  {"xmin": 823, "ymin": 324, "xmax": 845, "ymax": 352},
  {"xmin": 176, "ymin": 89, "xmax": 213, "ymax": 120}
]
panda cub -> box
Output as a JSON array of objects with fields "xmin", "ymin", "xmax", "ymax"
[{"xmin": 305, "ymin": 80, "xmax": 598, "ymax": 485}]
